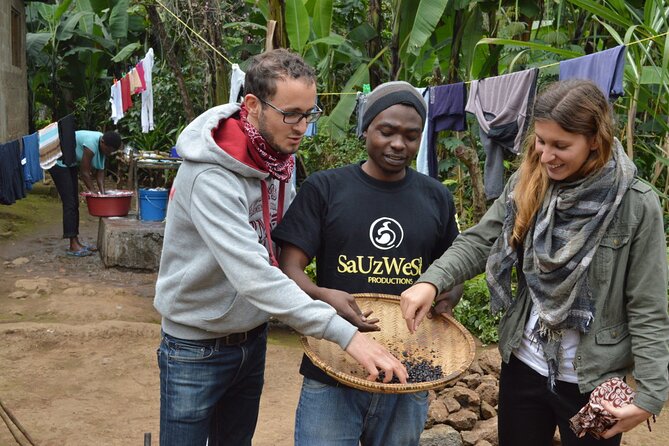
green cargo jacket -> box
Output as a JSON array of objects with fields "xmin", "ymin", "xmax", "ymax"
[{"xmin": 418, "ymin": 178, "xmax": 669, "ymax": 415}]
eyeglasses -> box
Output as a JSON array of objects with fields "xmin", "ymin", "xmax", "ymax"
[{"xmin": 259, "ymin": 98, "xmax": 322, "ymax": 124}]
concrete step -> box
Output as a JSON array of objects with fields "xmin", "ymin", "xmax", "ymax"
[{"xmin": 97, "ymin": 215, "xmax": 164, "ymax": 270}]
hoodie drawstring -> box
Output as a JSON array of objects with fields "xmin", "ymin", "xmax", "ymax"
[{"xmin": 261, "ymin": 180, "xmax": 285, "ymax": 267}]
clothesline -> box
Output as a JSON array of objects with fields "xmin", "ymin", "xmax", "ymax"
[
  {"xmin": 512, "ymin": 29, "xmax": 669, "ymax": 74},
  {"xmin": 154, "ymin": 0, "xmax": 669, "ymax": 96},
  {"xmin": 154, "ymin": 0, "xmax": 233, "ymax": 66}
]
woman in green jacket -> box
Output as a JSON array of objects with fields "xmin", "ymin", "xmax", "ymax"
[{"xmin": 400, "ymin": 79, "xmax": 669, "ymax": 446}]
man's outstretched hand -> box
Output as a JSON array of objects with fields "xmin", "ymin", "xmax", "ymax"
[{"xmin": 344, "ymin": 332, "xmax": 407, "ymax": 383}]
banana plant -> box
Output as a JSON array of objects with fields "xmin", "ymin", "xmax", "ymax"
[
  {"xmin": 280, "ymin": 0, "xmax": 473, "ymax": 136},
  {"xmin": 26, "ymin": 0, "xmax": 144, "ymax": 125}
]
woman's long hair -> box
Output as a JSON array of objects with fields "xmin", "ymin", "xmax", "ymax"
[{"xmin": 511, "ymin": 80, "xmax": 616, "ymax": 248}]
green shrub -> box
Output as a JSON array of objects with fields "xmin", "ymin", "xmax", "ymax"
[
  {"xmin": 298, "ymin": 133, "xmax": 366, "ymax": 180},
  {"xmin": 453, "ymin": 274, "xmax": 501, "ymax": 345}
]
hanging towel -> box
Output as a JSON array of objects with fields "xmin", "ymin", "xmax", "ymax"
[
  {"xmin": 229, "ymin": 63, "xmax": 246, "ymax": 104},
  {"xmin": 0, "ymin": 139, "xmax": 26, "ymax": 205},
  {"xmin": 120, "ymin": 75, "xmax": 133, "ymax": 112},
  {"xmin": 141, "ymin": 48, "xmax": 155, "ymax": 132},
  {"xmin": 110, "ymin": 81, "xmax": 124, "ymax": 124},
  {"xmin": 38, "ymin": 122, "xmax": 62, "ymax": 169},
  {"xmin": 559, "ymin": 45, "xmax": 626, "ymax": 100},
  {"xmin": 136, "ymin": 61, "xmax": 147, "ymax": 91},
  {"xmin": 416, "ymin": 87, "xmax": 431, "ymax": 175},
  {"xmin": 426, "ymin": 83, "xmax": 467, "ymax": 178},
  {"xmin": 58, "ymin": 114, "xmax": 77, "ymax": 166},
  {"xmin": 129, "ymin": 67, "xmax": 144, "ymax": 94},
  {"xmin": 466, "ymin": 68, "xmax": 538, "ymax": 199},
  {"xmin": 21, "ymin": 132, "xmax": 42, "ymax": 190}
]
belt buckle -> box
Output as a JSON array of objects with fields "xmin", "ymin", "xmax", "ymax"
[
  {"xmin": 236, "ymin": 331, "xmax": 248, "ymax": 344},
  {"xmin": 223, "ymin": 331, "xmax": 248, "ymax": 345}
]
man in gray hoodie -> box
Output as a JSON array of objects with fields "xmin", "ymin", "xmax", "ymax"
[{"xmin": 153, "ymin": 49, "xmax": 407, "ymax": 446}]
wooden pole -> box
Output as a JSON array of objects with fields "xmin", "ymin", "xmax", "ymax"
[{"xmin": 0, "ymin": 398, "xmax": 37, "ymax": 446}]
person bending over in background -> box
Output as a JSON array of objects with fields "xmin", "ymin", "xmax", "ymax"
[
  {"xmin": 273, "ymin": 81, "xmax": 463, "ymax": 446},
  {"xmin": 49, "ymin": 130, "xmax": 122, "ymax": 257},
  {"xmin": 401, "ymin": 79, "xmax": 669, "ymax": 446}
]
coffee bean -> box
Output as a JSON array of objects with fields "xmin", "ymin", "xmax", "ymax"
[{"xmin": 377, "ymin": 356, "xmax": 443, "ymax": 384}]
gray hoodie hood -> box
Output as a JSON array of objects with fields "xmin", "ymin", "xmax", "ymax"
[{"xmin": 175, "ymin": 103, "xmax": 267, "ymax": 180}]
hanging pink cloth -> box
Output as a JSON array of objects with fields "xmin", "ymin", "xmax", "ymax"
[
  {"xmin": 120, "ymin": 76, "xmax": 133, "ymax": 112},
  {"xmin": 136, "ymin": 61, "xmax": 147, "ymax": 92}
]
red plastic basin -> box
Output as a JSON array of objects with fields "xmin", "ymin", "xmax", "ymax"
[{"xmin": 81, "ymin": 191, "xmax": 133, "ymax": 217}]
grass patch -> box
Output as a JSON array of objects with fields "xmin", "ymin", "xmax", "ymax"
[{"xmin": 0, "ymin": 184, "xmax": 62, "ymax": 239}]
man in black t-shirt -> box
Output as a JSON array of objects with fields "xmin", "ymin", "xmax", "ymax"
[{"xmin": 273, "ymin": 81, "xmax": 463, "ymax": 446}]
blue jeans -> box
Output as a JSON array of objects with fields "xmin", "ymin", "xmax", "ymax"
[
  {"xmin": 294, "ymin": 377, "xmax": 428, "ymax": 446},
  {"xmin": 499, "ymin": 354, "xmax": 622, "ymax": 446},
  {"xmin": 157, "ymin": 328, "xmax": 268, "ymax": 446}
]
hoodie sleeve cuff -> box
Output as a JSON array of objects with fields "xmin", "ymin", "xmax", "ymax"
[{"xmin": 322, "ymin": 315, "xmax": 358, "ymax": 350}]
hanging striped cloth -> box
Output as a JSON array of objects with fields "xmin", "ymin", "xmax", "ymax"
[{"xmin": 38, "ymin": 122, "xmax": 62, "ymax": 169}]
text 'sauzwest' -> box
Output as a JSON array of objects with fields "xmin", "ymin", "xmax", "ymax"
[{"xmin": 337, "ymin": 255, "xmax": 423, "ymax": 285}]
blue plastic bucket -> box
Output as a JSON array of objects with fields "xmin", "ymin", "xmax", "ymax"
[{"xmin": 139, "ymin": 188, "xmax": 168, "ymax": 221}]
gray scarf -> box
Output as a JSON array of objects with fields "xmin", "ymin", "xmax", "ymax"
[{"xmin": 486, "ymin": 139, "xmax": 636, "ymax": 388}]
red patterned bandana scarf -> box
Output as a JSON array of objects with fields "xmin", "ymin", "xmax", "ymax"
[{"xmin": 239, "ymin": 104, "xmax": 294, "ymax": 182}]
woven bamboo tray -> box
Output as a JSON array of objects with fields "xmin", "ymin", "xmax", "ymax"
[{"xmin": 301, "ymin": 293, "xmax": 476, "ymax": 394}]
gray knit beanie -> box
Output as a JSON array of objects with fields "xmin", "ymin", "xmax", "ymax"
[{"xmin": 361, "ymin": 81, "xmax": 427, "ymax": 132}]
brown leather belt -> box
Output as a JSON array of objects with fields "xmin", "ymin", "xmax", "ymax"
[{"xmin": 211, "ymin": 323, "xmax": 268, "ymax": 347}]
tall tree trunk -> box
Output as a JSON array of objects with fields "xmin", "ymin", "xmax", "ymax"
[
  {"xmin": 455, "ymin": 140, "xmax": 487, "ymax": 221},
  {"xmin": 202, "ymin": 1, "xmax": 228, "ymax": 106},
  {"xmin": 626, "ymin": 85, "xmax": 639, "ymax": 159},
  {"xmin": 487, "ymin": 10, "xmax": 500, "ymax": 77},
  {"xmin": 268, "ymin": 0, "xmax": 288, "ymax": 49},
  {"xmin": 214, "ymin": 57, "xmax": 229, "ymax": 106},
  {"xmin": 447, "ymin": 10, "xmax": 463, "ymax": 83},
  {"xmin": 367, "ymin": 0, "xmax": 384, "ymax": 87},
  {"xmin": 147, "ymin": 4, "xmax": 195, "ymax": 121},
  {"xmin": 389, "ymin": 2, "xmax": 401, "ymax": 80},
  {"xmin": 652, "ymin": 116, "xmax": 669, "ymax": 186}
]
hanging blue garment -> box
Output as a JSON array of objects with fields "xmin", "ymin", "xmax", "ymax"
[
  {"xmin": 21, "ymin": 132, "xmax": 42, "ymax": 190},
  {"xmin": 0, "ymin": 139, "xmax": 26, "ymax": 205},
  {"xmin": 559, "ymin": 45, "xmax": 626, "ymax": 100},
  {"xmin": 426, "ymin": 83, "xmax": 468, "ymax": 178},
  {"xmin": 305, "ymin": 121, "xmax": 317, "ymax": 137}
]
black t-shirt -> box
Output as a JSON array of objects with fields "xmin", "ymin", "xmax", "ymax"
[{"xmin": 272, "ymin": 163, "xmax": 459, "ymax": 385}]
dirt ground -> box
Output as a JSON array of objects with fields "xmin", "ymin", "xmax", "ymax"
[{"xmin": 0, "ymin": 186, "xmax": 667, "ymax": 445}]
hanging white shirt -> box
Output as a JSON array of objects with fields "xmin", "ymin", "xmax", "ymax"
[
  {"xmin": 229, "ymin": 63, "xmax": 246, "ymax": 104},
  {"xmin": 110, "ymin": 81, "xmax": 124, "ymax": 124},
  {"xmin": 141, "ymin": 48, "xmax": 155, "ymax": 132},
  {"xmin": 416, "ymin": 87, "xmax": 430, "ymax": 175}
]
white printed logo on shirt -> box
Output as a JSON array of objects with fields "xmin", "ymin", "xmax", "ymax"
[{"xmin": 369, "ymin": 217, "xmax": 404, "ymax": 250}]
